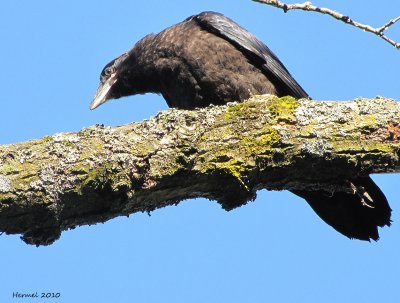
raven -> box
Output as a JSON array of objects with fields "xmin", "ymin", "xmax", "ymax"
[{"xmin": 91, "ymin": 11, "xmax": 391, "ymax": 240}]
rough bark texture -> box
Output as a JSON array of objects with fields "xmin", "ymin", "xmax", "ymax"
[{"xmin": 0, "ymin": 95, "xmax": 399, "ymax": 245}]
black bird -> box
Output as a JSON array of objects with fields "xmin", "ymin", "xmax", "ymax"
[{"xmin": 91, "ymin": 11, "xmax": 391, "ymax": 240}]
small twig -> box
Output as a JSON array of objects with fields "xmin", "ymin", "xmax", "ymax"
[
  {"xmin": 377, "ymin": 16, "xmax": 400, "ymax": 33},
  {"xmin": 253, "ymin": 0, "xmax": 400, "ymax": 49}
]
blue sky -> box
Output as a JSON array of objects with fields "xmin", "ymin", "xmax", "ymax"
[{"xmin": 1, "ymin": 1, "xmax": 399, "ymax": 302}]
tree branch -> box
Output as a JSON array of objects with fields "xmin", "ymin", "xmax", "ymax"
[
  {"xmin": 253, "ymin": 0, "xmax": 400, "ymax": 49},
  {"xmin": 1, "ymin": 95, "xmax": 399, "ymax": 245}
]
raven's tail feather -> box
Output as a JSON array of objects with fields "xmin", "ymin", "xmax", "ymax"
[{"xmin": 292, "ymin": 176, "xmax": 391, "ymax": 241}]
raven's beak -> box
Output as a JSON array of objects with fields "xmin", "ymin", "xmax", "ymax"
[{"xmin": 90, "ymin": 76, "xmax": 118, "ymax": 110}]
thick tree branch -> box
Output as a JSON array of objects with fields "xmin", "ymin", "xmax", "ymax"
[
  {"xmin": 253, "ymin": 0, "xmax": 400, "ymax": 49},
  {"xmin": 1, "ymin": 96, "xmax": 399, "ymax": 245}
]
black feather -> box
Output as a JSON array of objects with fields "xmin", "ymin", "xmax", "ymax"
[{"xmin": 192, "ymin": 11, "xmax": 309, "ymax": 99}]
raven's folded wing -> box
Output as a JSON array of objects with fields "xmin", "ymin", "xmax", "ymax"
[{"xmin": 192, "ymin": 11, "xmax": 309, "ymax": 99}]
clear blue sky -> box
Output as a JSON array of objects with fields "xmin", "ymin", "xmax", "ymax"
[{"xmin": 1, "ymin": 1, "xmax": 399, "ymax": 302}]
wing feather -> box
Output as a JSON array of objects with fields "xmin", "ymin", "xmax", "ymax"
[{"xmin": 191, "ymin": 11, "xmax": 309, "ymax": 99}]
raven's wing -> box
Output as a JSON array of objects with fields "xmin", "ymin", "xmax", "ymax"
[{"xmin": 192, "ymin": 11, "xmax": 309, "ymax": 99}]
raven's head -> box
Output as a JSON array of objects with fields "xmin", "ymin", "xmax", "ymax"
[{"xmin": 90, "ymin": 52, "xmax": 132, "ymax": 110}]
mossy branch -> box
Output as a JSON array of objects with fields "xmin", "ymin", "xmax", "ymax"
[{"xmin": 1, "ymin": 95, "xmax": 399, "ymax": 245}]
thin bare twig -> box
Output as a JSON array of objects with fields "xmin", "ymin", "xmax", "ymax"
[{"xmin": 253, "ymin": 0, "xmax": 400, "ymax": 49}]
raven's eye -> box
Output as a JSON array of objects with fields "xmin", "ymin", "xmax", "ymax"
[{"xmin": 104, "ymin": 66, "xmax": 115, "ymax": 76}]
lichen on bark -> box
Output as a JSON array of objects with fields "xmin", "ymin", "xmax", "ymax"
[{"xmin": 0, "ymin": 95, "xmax": 399, "ymax": 245}]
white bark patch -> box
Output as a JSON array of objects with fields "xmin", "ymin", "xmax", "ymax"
[
  {"xmin": 0, "ymin": 176, "xmax": 11, "ymax": 193},
  {"xmin": 301, "ymin": 138, "xmax": 333, "ymax": 157},
  {"xmin": 52, "ymin": 133, "xmax": 80, "ymax": 143}
]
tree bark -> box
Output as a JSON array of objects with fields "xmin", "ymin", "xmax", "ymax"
[{"xmin": 0, "ymin": 95, "xmax": 399, "ymax": 245}]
